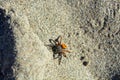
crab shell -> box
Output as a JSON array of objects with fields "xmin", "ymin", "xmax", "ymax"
[{"xmin": 61, "ymin": 43, "xmax": 67, "ymax": 49}]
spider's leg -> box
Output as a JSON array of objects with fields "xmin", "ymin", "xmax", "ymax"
[
  {"xmin": 53, "ymin": 52, "xmax": 59, "ymax": 59},
  {"xmin": 55, "ymin": 35, "xmax": 62, "ymax": 44},
  {"xmin": 45, "ymin": 44, "xmax": 53, "ymax": 47},
  {"xmin": 58, "ymin": 53, "xmax": 62, "ymax": 65},
  {"xmin": 63, "ymin": 53, "xmax": 67, "ymax": 57},
  {"xmin": 62, "ymin": 52, "xmax": 68, "ymax": 59},
  {"xmin": 53, "ymin": 53, "xmax": 56, "ymax": 59},
  {"xmin": 58, "ymin": 35, "xmax": 62, "ymax": 44},
  {"xmin": 49, "ymin": 39, "xmax": 56, "ymax": 45},
  {"xmin": 62, "ymin": 50, "xmax": 71, "ymax": 53}
]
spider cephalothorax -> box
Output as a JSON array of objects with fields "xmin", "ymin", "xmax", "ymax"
[{"xmin": 49, "ymin": 35, "xmax": 70, "ymax": 65}]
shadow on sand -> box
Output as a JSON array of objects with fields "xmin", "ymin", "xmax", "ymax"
[
  {"xmin": 111, "ymin": 72, "xmax": 120, "ymax": 80},
  {"xmin": 0, "ymin": 8, "xmax": 16, "ymax": 80}
]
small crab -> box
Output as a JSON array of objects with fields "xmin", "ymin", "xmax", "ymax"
[{"xmin": 49, "ymin": 35, "xmax": 70, "ymax": 65}]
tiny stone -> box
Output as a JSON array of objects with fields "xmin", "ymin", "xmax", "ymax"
[
  {"xmin": 80, "ymin": 56, "xmax": 85, "ymax": 60},
  {"xmin": 83, "ymin": 61, "xmax": 89, "ymax": 66},
  {"xmin": 76, "ymin": 32, "xmax": 79, "ymax": 36},
  {"xmin": 68, "ymin": 33, "xmax": 70, "ymax": 37}
]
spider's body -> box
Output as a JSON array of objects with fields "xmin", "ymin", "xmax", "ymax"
[
  {"xmin": 55, "ymin": 45, "xmax": 62, "ymax": 53},
  {"xmin": 49, "ymin": 35, "xmax": 70, "ymax": 65}
]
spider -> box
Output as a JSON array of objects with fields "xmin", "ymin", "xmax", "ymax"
[{"xmin": 49, "ymin": 35, "xmax": 70, "ymax": 65}]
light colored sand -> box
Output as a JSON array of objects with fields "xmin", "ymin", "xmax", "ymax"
[{"xmin": 0, "ymin": 0, "xmax": 120, "ymax": 80}]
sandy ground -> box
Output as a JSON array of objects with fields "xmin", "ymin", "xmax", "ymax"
[{"xmin": 0, "ymin": 0, "xmax": 120, "ymax": 80}]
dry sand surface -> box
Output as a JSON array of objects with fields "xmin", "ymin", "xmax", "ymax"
[{"xmin": 0, "ymin": 0, "xmax": 120, "ymax": 80}]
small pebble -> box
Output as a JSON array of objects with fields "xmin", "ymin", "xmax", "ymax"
[
  {"xmin": 80, "ymin": 56, "xmax": 85, "ymax": 60},
  {"xmin": 76, "ymin": 32, "xmax": 79, "ymax": 36},
  {"xmin": 83, "ymin": 61, "xmax": 89, "ymax": 66}
]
